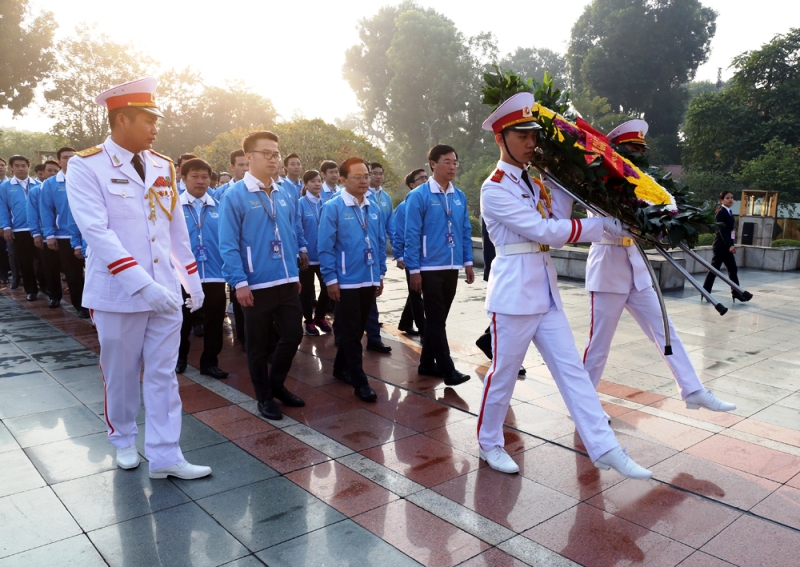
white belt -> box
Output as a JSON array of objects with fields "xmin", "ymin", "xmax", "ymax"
[
  {"xmin": 596, "ymin": 237, "xmax": 635, "ymax": 247},
  {"xmin": 496, "ymin": 242, "xmax": 549, "ymax": 256}
]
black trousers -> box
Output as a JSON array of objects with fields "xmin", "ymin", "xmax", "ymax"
[
  {"xmin": 398, "ymin": 268, "xmax": 425, "ymax": 335},
  {"xmin": 40, "ymin": 245, "xmax": 63, "ymax": 300},
  {"xmin": 333, "ymin": 286, "xmax": 375, "ymax": 388},
  {"xmin": 0, "ymin": 242, "xmax": 10, "ymax": 280},
  {"xmin": 11, "ymin": 231, "xmax": 38, "ymax": 295},
  {"xmin": 420, "ymin": 270, "xmax": 459, "ymax": 373},
  {"xmin": 703, "ymin": 247, "xmax": 740, "ymax": 293},
  {"xmin": 299, "ymin": 264, "xmax": 330, "ymax": 323},
  {"xmin": 230, "ymin": 286, "xmax": 246, "ymax": 346},
  {"xmin": 56, "ymin": 239, "xmax": 86, "ymax": 309},
  {"xmin": 179, "ymin": 282, "xmax": 226, "ymax": 368},
  {"xmin": 242, "ymin": 283, "xmax": 303, "ymax": 403}
]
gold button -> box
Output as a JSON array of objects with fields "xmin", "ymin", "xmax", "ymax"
[
  {"xmin": 121, "ymin": 192, "xmax": 126, "ymax": 197},
  {"xmin": 154, "ymin": 258, "xmax": 159, "ymax": 263},
  {"xmin": 151, "ymin": 237, "xmax": 156, "ymax": 242}
]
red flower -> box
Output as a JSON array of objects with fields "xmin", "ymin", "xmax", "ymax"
[{"xmin": 153, "ymin": 176, "xmax": 169, "ymax": 187}]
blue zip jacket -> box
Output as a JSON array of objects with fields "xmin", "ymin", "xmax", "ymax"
[
  {"xmin": 0, "ymin": 177, "xmax": 38, "ymax": 232},
  {"xmin": 403, "ymin": 180, "xmax": 473, "ymax": 273},
  {"xmin": 391, "ymin": 200, "xmax": 408, "ymax": 262},
  {"xmin": 281, "ymin": 177, "xmax": 303, "ymax": 203},
  {"xmin": 318, "ymin": 191, "xmax": 386, "ymax": 288},
  {"xmin": 298, "ymin": 194, "xmax": 324, "ymax": 265},
  {"xmin": 210, "ymin": 181, "xmax": 230, "ymax": 201},
  {"xmin": 26, "ymin": 184, "xmax": 43, "ymax": 238},
  {"xmin": 367, "ymin": 187, "xmax": 395, "ymax": 255},
  {"xmin": 218, "ymin": 176, "xmax": 305, "ymax": 290},
  {"xmin": 40, "ymin": 172, "xmax": 73, "ymax": 239},
  {"xmin": 67, "ymin": 213, "xmax": 87, "ymax": 257},
  {"xmin": 320, "ymin": 183, "xmax": 340, "ymax": 203},
  {"xmin": 181, "ymin": 192, "xmax": 225, "ymax": 282}
]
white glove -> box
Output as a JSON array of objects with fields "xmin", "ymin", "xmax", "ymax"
[
  {"xmin": 138, "ymin": 282, "xmax": 180, "ymax": 314},
  {"xmin": 184, "ymin": 291, "xmax": 205, "ymax": 313},
  {"xmin": 602, "ymin": 217, "xmax": 625, "ymax": 238}
]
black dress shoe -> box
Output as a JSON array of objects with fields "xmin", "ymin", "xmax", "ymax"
[
  {"xmin": 258, "ymin": 399, "xmax": 283, "ymax": 420},
  {"xmin": 518, "ymin": 366, "xmax": 527, "ymax": 376},
  {"xmin": 26, "ymin": 293, "xmax": 37, "ymax": 301},
  {"xmin": 333, "ymin": 368, "xmax": 353, "ymax": 384},
  {"xmin": 48, "ymin": 299, "xmax": 60, "ymax": 308},
  {"xmin": 366, "ymin": 342, "xmax": 392, "ymax": 353},
  {"xmin": 418, "ymin": 365, "xmax": 445, "ymax": 377},
  {"xmin": 444, "ymin": 369, "xmax": 471, "ymax": 386},
  {"xmin": 275, "ymin": 387, "xmax": 305, "ymax": 407},
  {"xmin": 398, "ymin": 325, "xmax": 420, "ymax": 336},
  {"xmin": 354, "ymin": 385, "xmax": 377, "ymax": 402},
  {"xmin": 475, "ymin": 333, "xmax": 492, "ymax": 359},
  {"xmin": 77, "ymin": 307, "xmax": 91, "ymax": 319},
  {"xmin": 193, "ymin": 324, "xmax": 204, "ymax": 337},
  {"xmin": 200, "ymin": 366, "xmax": 229, "ymax": 379},
  {"xmin": 175, "ymin": 359, "xmax": 187, "ymax": 374},
  {"xmin": 10, "ymin": 279, "xmax": 19, "ymax": 290}
]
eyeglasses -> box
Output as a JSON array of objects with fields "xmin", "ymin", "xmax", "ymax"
[
  {"xmin": 437, "ymin": 160, "xmax": 459, "ymax": 168},
  {"xmin": 347, "ymin": 175, "xmax": 370, "ymax": 182},
  {"xmin": 250, "ymin": 150, "xmax": 281, "ymax": 161},
  {"xmin": 413, "ymin": 175, "xmax": 428, "ymax": 184}
]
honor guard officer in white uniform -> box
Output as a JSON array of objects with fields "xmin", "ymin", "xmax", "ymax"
[
  {"xmin": 562, "ymin": 120, "xmax": 735, "ymax": 413},
  {"xmin": 477, "ymin": 92, "xmax": 651, "ymax": 478},
  {"xmin": 67, "ymin": 78, "xmax": 211, "ymax": 480}
]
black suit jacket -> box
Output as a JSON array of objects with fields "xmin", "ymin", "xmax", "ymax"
[
  {"xmin": 481, "ymin": 219, "xmax": 496, "ymax": 281},
  {"xmin": 713, "ymin": 207, "xmax": 735, "ymax": 251}
]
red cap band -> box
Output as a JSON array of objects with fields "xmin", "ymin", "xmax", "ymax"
[
  {"xmin": 106, "ymin": 92, "xmax": 156, "ymax": 111},
  {"xmin": 492, "ymin": 108, "xmax": 536, "ymax": 134}
]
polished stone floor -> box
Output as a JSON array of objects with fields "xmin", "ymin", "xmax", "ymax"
[{"xmin": 1, "ymin": 266, "xmax": 800, "ymax": 566}]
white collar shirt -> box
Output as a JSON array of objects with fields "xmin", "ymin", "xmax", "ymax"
[
  {"xmin": 56, "ymin": 170, "xmax": 66, "ymax": 182},
  {"xmin": 428, "ymin": 177, "xmax": 454, "ymax": 194},
  {"xmin": 340, "ymin": 189, "xmax": 370, "ymax": 210},
  {"xmin": 105, "ymin": 136, "xmax": 145, "ymax": 175},
  {"xmin": 179, "ymin": 190, "xmax": 216, "ymax": 208},
  {"xmin": 244, "ymin": 172, "xmax": 274, "ymax": 193}
]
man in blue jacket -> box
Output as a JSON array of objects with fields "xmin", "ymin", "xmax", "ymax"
[
  {"xmin": 405, "ymin": 144, "xmax": 474, "ymax": 386},
  {"xmin": 318, "ymin": 158, "xmax": 387, "ymax": 402},
  {"xmin": 0, "ymin": 155, "xmax": 40, "ymax": 300},
  {"xmin": 219, "ymin": 131, "xmax": 307, "ymax": 421},
  {"xmin": 27, "ymin": 170, "xmax": 63, "ymax": 306},
  {"xmin": 176, "ymin": 158, "xmax": 229, "ymax": 380},
  {"xmin": 40, "ymin": 147, "xmax": 90, "ymax": 316}
]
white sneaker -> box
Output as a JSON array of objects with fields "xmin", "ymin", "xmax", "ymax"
[
  {"xmin": 685, "ymin": 389, "xmax": 736, "ymax": 412},
  {"xmin": 479, "ymin": 446, "xmax": 519, "ymax": 474},
  {"xmin": 116, "ymin": 446, "xmax": 140, "ymax": 470},
  {"xmin": 149, "ymin": 461, "xmax": 212, "ymax": 480},
  {"xmin": 594, "ymin": 446, "xmax": 652, "ymax": 479}
]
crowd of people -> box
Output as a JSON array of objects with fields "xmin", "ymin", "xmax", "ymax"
[{"xmin": 0, "ymin": 77, "xmax": 739, "ymax": 483}]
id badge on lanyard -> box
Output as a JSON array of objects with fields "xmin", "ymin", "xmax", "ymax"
[
  {"xmin": 259, "ymin": 191, "xmax": 283, "ymax": 259},
  {"xmin": 353, "ymin": 204, "xmax": 373, "ymax": 265}
]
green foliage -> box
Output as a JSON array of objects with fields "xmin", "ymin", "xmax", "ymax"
[
  {"xmin": 571, "ymin": 90, "xmax": 635, "ymax": 137},
  {"xmin": 469, "ymin": 215, "xmax": 481, "ymax": 240},
  {"xmin": 568, "ymin": 0, "xmax": 717, "ymax": 158},
  {"xmin": 682, "ymin": 169, "xmax": 743, "ymax": 206},
  {"xmin": 697, "ymin": 233, "xmax": 714, "ymax": 245},
  {"xmin": 193, "ymin": 119, "xmax": 397, "ymax": 190},
  {"xmin": 498, "ymin": 48, "xmax": 569, "ymax": 90},
  {"xmin": 0, "ymin": 1, "xmax": 56, "ymax": 115},
  {"xmin": 456, "ymin": 151, "xmax": 497, "ymax": 216},
  {"xmin": 0, "ymin": 130, "xmax": 69, "ymax": 164},
  {"xmin": 772, "ymin": 239, "xmax": 800, "ymax": 248},
  {"xmin": 736, "ymin": 138, "xmax": 800, "ymax": 202},
  {"xmin": 44, "ymin": 26, "xmax": 154, "ymax": 149}
]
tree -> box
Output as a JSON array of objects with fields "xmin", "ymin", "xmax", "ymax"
[
  {"xmin": 343, "ymin": 3, "xmax": 497, "ymax": 173},
  {"xmin": 154, "ymin": 68, "xmax": 277, "ymax": 159},
  {"xmin": 193, "ymin": 119, "xmax": 398, "ymax": 190},
  {"xmin": 44, "ymin": 27, "xmax": 153, "ymax": 148},
  {"xmin": 568, "ymin": 0, "xmax": 717, "ymax": 161},
  {"xmin": 683, "ymin": 29, "xmax": 800, "ymax": 187},
  {"xmin": 499, "ymin": 47, "xmax": 568, "ymax": 89},
  {"xmin": 737, "ymin": 138, "xmax": 800, "ymax": 203},
  {"xmin": 0, "ymin": 129, "xmax": 69, "ymax": 166},
  {"xmin": 0, "ymin": 1, "xmax": 56, "ymax": 115}
]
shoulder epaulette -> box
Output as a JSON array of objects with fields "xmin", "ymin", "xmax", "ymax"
[
  {"xmin": 148, "ymin": 149, "xmax": 173, "ymax": 162},
  {"xmin": 76, "ymin": 146, "xmax": 102, "ymax": 158},
  {"xmin": 490, "ymin": 169, "xmax": 505, "ymax": 183}
]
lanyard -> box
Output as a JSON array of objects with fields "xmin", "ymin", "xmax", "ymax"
[
  {"xmin": 350, "ymin": 203, "xmax": 371, "ymax": 246},
  {"xmin": 256, "ymin": 189, "xmax": 281, "ymax": 240},
  {"xmin": 435, "ymin": 190, "xmax": 452, "ymax": 216},
  {"xmin": 185, "ymin": 201, "xmax": 208, "ymax": 244},
  {"xmin": 305, "ymin": 195, "xmax": 321, "ymax": 224},
  {"xmin": 19, "ymin": 180, "xmax": 29, "ymax": 197}
]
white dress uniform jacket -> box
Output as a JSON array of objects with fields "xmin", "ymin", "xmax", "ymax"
[
  {"xmin": 67, "ymin": 137, "xmax": 202, "ymax": 312},
  {"xmin": 481, "ymin": 161, "xmax": 604, "ymax": 315}
]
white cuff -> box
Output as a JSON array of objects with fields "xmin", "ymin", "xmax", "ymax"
[
  {"xmin": 46, "ymin": 236, "xmax": 55, "ymax": 241},
  {"xmin": 234, "ymin": 281, "xmax": 249, "ymax": 290},
  {"xmin": 395, "ymin": 257, "xmax": 404, "ymax": 262},
  {"xmin": 299, "ymin": 247, "xmax": 308, "ymax": 253},
  {"xmin": 464, "ymin": 261, "xmax": 473, "ymax": 266},
  {"xmin": 325, "ymin": 278, "xmax": 338, "ymax": 286},
  {"xmin": 409, "ymin": 269, "xmax": 421, "ymax": 274}
]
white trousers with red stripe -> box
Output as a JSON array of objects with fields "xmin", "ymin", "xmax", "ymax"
[
  {"xmin": 583, "ymin": 287, "xmax": 703, "ymax": 399},
  {"xmin": 92, "ymin": 309, "xmax": 185, "ymax": 471},
  {"xmin": 477, "ymin": 306, "xmax": 619, "ymax": 462}
]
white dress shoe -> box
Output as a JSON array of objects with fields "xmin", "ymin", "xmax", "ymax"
[
  {"xmin": 604, "ymin": 411, "xmax": 611, "ymax": 423},
  {"xmin": 685, "ymin": 389, "xmax": 736, "ymax": 412},
  {"xmin": 479, "ymin": 445, "xmax": 519, "ymax": 474},
  {"xmin": 149, "ymin": 461, "xmax": 212, "ymax": 480},
  {"xmin": 116, "ymin": 446, "xmax": 140, "ymax": 470},
  {"xmin": 594, "ymin": 446, "xmax": 652, "ymax": 479}
]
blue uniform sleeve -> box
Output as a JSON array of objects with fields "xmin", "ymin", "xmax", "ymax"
[
  {"xmin": 378, "ymin": 213, "xmax": 387, "ymax": 278},
  {"xmin": 40, "ymin": 180, "xmax": 57, "ymax": 239},
  {"xmin": 0, "ymin": 183, "xmax": 10, "ymax": 231},
  {"xmin": 68, "ymin": 209, "xmax": 83, "ymax": 250},
  {"xmin": 460, "ymin": 190, "xmax": 474, "ymax": 265},
  {"xmin": 384, "ymin": 195, "xmax": 395, "ymax": 257},
  {"xmin": 403, "ymin": 190, "xmax": 424, "ymax": 273},
  {"xmin": 27, "ymin": 186, "xmax": 42, "ymax": 237},
  {"xmin": 317, "ymin": 201, "xmax": 338, "ymax": 285},
  {"xmin": 218, "ymin": 192, "xmax": 249, "ymax": 289},
  {"xmin": 391, "ymin": 202, "xmax": 406, "ymax": 261},
  {"xmin": 294, "ymin": 196, "xmax": 307, "ymax": 253}
]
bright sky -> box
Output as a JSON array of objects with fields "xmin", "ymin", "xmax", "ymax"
[{"xmin": 1, "ymin": 0, "xmax": 791, "ymax": 134}]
